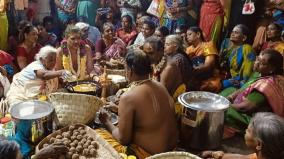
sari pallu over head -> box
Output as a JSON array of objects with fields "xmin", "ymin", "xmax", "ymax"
[{"xmin": 234, "ymin": 75, "xmax": 284, "ymax": 117}]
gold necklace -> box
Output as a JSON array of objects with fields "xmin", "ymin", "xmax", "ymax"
[{"xmin": 128, "ymin": 79, "xmax": 152, "ymax": 90}]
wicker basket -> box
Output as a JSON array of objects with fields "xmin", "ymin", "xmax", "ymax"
[
  {"xmin": 36, "ymin": 124, "xmax": 121, "ymax": 159},
  {"xmin": 146, "ymin": 151, "xmax": 202, "ymax": 159},
  {"xmin": 106, "ymin": 69, "xmax": 125, "ymax": 76},
  {"xmin": 48, "ymin": 92, "xmax": 103, "ymax": 126}
]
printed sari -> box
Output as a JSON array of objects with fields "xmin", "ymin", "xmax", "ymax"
[
  {"xmin": 261, "ymin": 41, "xmax": 284, "ymax": 55},
  {"xmin": 186, "ymin": 41, "xmax": 221, "ymax": 92},
  {"xmin": 220, "ymin": 39, "xmax": 256, "ymax": 89},
  {"xmin": 103, "ymin": 38, "xmax": 126, "ymax": 60},
  {"xmin": 224, "ymin": 74, "xmax": 284, "ymax": 132}
]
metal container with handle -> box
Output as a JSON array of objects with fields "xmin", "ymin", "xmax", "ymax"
[{"xmin": 178, "ymin": 91, "xmax": 230, "ymax": 150}]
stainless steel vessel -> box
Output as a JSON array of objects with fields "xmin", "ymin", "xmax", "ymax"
[{"xmin": 178, "ymin": 91, "xmax": 230, "ymax": 150}]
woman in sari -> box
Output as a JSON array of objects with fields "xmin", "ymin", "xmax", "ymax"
[
  {"xmin": 199, "ymin": 0, "xmax": 230, "ymax": 44},
  {"xmin": 116, "ymin": 15, "xmax": 137, "ymax": 46},
  {"xmin": 16, "ymin": 24, "xmax": 42, "ymax": 70},
  {"xmin": 222, "ymin": 49, "xmax": 284, "ymax": 133},
  {"xmin": 76, "ymin": 0, "xmax": 100, "ymax": 26},
  {"xmin": 56, "ymin": 25, "xmax": 94, "ymax": 81},
  {"xmin": 7, "ymin": 46, "xmax": 66, "ymax": 106},
  {"xmin": 186, "ymin": 26, "xmax": 221, "ymax": 92},
  {"xmin": 95, "ymin": 22, "xmax": 126, "ymax": 61},
  {"xmin": 202, "ymin": 112, "xmax": 284, "ymax": 159},
  {"xmin": 261, "ymin": 22, "xmax": 284, "ymax": 55},
  {"xmin": 220, "ymin": 24, "xmax": 256, "ymax": 89},
  {"xmin": 162, "ymin": 0, "xmax": 194, "ymax": 33}
]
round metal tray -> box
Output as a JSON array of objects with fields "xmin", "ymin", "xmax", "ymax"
[
  {"xmin": 178, "ymin": 91, "xmax": 230, "ymax": 112},
  {"xmin": 10, "ymin": 100, "xmax": 54, "ymax": 120}
]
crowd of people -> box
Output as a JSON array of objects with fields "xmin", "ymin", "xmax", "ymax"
[{"xmin": 1, "ymin": 0, "xmax": 284, "ymax": 159}]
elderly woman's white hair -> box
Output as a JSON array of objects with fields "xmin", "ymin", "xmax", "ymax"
[
  {"xmin": 35, "ymin": 45, "xmax": 57, "ymax": 61},
  {"xmin": 75, "ymin": 22, "xmax": 90, "ymax": 30},
  {"xmin": 165, "ymin": 35, "xmax": 183, "ymax": 51}
]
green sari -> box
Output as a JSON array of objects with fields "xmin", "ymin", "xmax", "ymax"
[{"xmin": 76, "ymin": 0, "xmax": 100, "ymax": 26}]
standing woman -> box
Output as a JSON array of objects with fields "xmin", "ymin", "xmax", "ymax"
[
  {"xmin": 199, "ymin": 0, "xmax": 230, "ymax": 44},
  {"xmin": 16, "ymin": 24, "xmax": 41, "ymax": 70},
  {"xmin": 76, "ymin": 0, "xmax": 100, "ymax": 26},
  {"xmin": 56, "ymin": 25, "xmax": 94, "ymax": 81}
]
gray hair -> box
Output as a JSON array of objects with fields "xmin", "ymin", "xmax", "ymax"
[
  {"xmin": 103, "ymin": 22, "xmax": 114, "ymax": 32},
  {"xmin": 165, "ymin": 35, "xmax": 183, "ymax": 51},
  {"xmin": 35, "ymin": 45, "xmax": 57, "ymax": 61},
  {"xmin": 250, "ymin": 112, "xmax": 284, "ymax": 159}
]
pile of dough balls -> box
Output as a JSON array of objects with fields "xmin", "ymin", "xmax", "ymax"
[{"xmin": 43, "ymin": 125, "xmax": 99, "ymax": 159}]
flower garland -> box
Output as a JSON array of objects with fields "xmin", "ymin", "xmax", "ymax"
[
  {"xmin": 152, "ymin": 56, "xmax": 167, "ymax": 81},
  {"xmin": 61, "ymin": 40, "xmax": 87, "ymax": 80}
]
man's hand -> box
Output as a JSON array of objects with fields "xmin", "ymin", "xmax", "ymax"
[
  {"xmin": 104, "ymin": 102, "xmax": 118, "ymax": 113},
  {"xmin": 34, "ymin": 143, "xmax": 68, "ymax": 159},
  {"xmin": 99, "ymin": 109, "xmax": 111, "ymax": 125}
]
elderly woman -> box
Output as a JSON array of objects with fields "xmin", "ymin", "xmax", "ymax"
[
  {"xmin": 220, "ymin": 24, "xmax": 256, "ymax": 89},
  {"xmin": 186, "ymin": 26, "xmax": 221, "ymax": 92},
  {"xmin": 95, "ymin": 22, "xmax": 126, "ymax": 62},
  {"xmin": 0, "ymin": 139, "xmax": 68, "ymax": 159},
  {"xmin": 56, "ymin": 25, "xmax": 94, "ymax": 81},
  {"xmin": 261, "ymin": 22, "xmax": 284, "ymax": 54},
  {"xmin": 222, "ymin": 49, "xmax": 284, "ymax": 133},
  {"xmin": 6, "ymin": 46, "xmax": 66, "ymax": 106},
  {"xmin": 116, "ymin": 15, "xmax": 138, "ymax": 46},
  {"xmin": 202, "ymin": 112, "xmax": 284, "ymax": 159},
  {"xmin": 16, "ymin": 24, "xmax": 42, "ymax": 70}
]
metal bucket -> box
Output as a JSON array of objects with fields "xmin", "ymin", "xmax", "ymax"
[
  {"xmin": 10, "ymin": 100, "xmax": 54, "ymax": 143},
  {"xmin": 178, "ymin": 91, "xmax": 230, "ymax": 150}
]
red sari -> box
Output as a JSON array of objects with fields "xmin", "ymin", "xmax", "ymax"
[
  {"xmin": 16, "ymin": 43, "xmax": 41, "ymax": 65},
  {"xmin": 116, "ymin": 28, "xmax": 137, "ymax": 45}
]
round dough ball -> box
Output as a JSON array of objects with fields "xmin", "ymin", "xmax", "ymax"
[
  {"xmin": 76, "ymin": 145, "xmax": 83, "ymax": 153},
  {"xmin": 49, "ymin": 137, "xmax": 56, "ymax": 143},
  {"xmin": 69, "ymin": 125, "xmax": 75, "ymax": 131},
  {"xmin": 70, "ymin": 143, "xmax": 76, "ymax": 147},
  {"xmin": 73, "ymin": 140, "xmax": 79, "ymax": 145},
  {"xmin": 71, "ymin": 136, "xmax": 76, "ymax": 141},
  {"xmin": 70, "ymin": 147, "xmax": 76, "ymax": 153},
  {"xmin": 79, "ymin": 130, "xmax": 86, "ymax": 135},
  {"xmin": 87, "ymin": 136, "xmax": 93, "ymax": 141},
  {"xmin": 83, "ymin": 144, "xmax": 88, "ymax": 149},
  {"xmin": 81, "ymin": 138, "xmax": 87, "ymax": 143},
  {"xmin": 63, "ymin": 132, "xmax": 71, "ymax": 138},
  {"xmin": 89, "ymin": 148, "xmax": 97, "ymax": 157},
  {"xmin": 56, "ymin": 135, "xmax": 63, "ymax": 139},
  {"xmin": 76, "ymin": 135, "xmax": 82, "ymax": 140},
  {"xmin": 86, "ymin": 140, "xmax": 91, "ymax": 145},
  {"xmin": 63, "ymin": 141, "xmax": 70, "ymax": 146},
  {"xmin": 54, "ymin": 139, "xmax": 63, "ymax": 144},
  {"xmin": 79, "ymin": 156, "xmax": 87, "ymax": 159},
  {"xmin": 73, "ymin": 131, "xmax": 79, "ymax": 136},
  {"xmin": 88, "ymin": 145, "xmax": 94, "ymax": 150},
  {"xmin": 91, "ymin": 141, "xmax": 98, "ymax": 149},
  {"xmin": 43, "ymin": 144, "xmax": 49, "ymax": 148},
  {"xmin": 72, "ymin": 153, "xmax": 79, "ymax": 159}
]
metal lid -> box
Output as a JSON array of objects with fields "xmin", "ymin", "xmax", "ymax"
[
  {"xmin": 178, "ymin": 91, "xmax": 230, "ymax": 112},
  {"xmin": 10, "ymin": 100, "xmax": 54, "ymax": 120}
]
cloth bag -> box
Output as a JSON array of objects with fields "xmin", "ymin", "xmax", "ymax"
[{"xmin": 242, "ymin": 0, "xmax": 255, "ymax": 15}]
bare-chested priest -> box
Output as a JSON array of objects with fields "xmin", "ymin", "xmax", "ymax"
[{"xmin": 98, "ymin": 49, "xmax": 178, "ymax": 159}]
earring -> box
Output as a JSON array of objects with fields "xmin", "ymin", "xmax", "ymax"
[{"xmin": 256, "ymin": 145, "xmax": 261, "ymax": 151}]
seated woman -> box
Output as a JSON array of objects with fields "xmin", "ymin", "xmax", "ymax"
[
  {"xmin": 95, "ymin": 22, "xmax": 126, "ymax": 62},
  {"xmin": 154, "ymin": 26, "xmax": 170, "ymax": 43},
  {"xmin": 261, "ymin": 22, "xmax": 284, "ymax": 54},
  {"xmin": 186, "ymin": 26, "xmax": 221, "ymax": 92},
  {"xmin": 16, "ymin": 24, "xmax": 42, "ymax": 70},
  {"xmin": 143, "ymin": 36, "xmax": 192, "ymax": 116},
  {"xmin": 220, "ymin": 24, "xmax": 256, "ymax": 89},
  {"xmin": 6, "ymin": 46, "xmax": 66, "ymax": 106},
  {"xmin": 222, "ymin": 49, "xmax": 284, "ymax": 133},
  {"xmin": 56, "ymin": 25, "xmax": 94, "ymax": 81},
  {"xmin": 202, "ymin": 112, "xmax": 284, "ymax": 159},
  {"xmin": 116, "ymin": 15, "xmax": 137, "ymax": 46}
]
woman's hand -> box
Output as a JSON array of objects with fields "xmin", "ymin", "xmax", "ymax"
[
  {"xmin": 201, "ymin": 151, "xmax": 224, "ymax": 159},
  {"xmin": 34, "ymin": 143, "xmax": 68, "ymax": 159}
]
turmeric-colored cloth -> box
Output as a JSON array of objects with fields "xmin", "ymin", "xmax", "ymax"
[
  {"xmin": 261, "ymin": 41, "xmax": 284, "ymax": 55},
  {"xmin": 172, "ymin": 84, "xmax": 186, "ymax": 117},
  {"xmin": 186, "ymin": 41, "xmax": 221, "ymax": 92},
  {"xmin": 95, "ymin": 129, "xmax": 151, "ymax": 159}
]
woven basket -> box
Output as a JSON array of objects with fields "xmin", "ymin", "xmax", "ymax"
[
  {"xmin": 106, "ymin": 69, "xmax": 125, "ymax": 76},
  {"xmin": 48, "ymin": 92, "xmax": 103, "ymax": 126},
  {"xmin": 36, "ymin": 124, "xmax": 121, "ymax": 159},
  {"xmin": 146, "ymin": 151, "xmax": 202, "ymax": 159}
]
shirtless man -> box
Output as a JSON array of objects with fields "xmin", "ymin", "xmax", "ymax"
[{"xmin": 99, "ymin": 49, "xmax": 178, "ymax": 158}]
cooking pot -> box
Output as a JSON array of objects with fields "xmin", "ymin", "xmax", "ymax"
[
  {"xmin": 10, "ymin": 100, "xmax": 54, "ymax": 143},
  {"xmin": 178, "ymin": 91, "xmax": 230, "ymax": 150}
]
